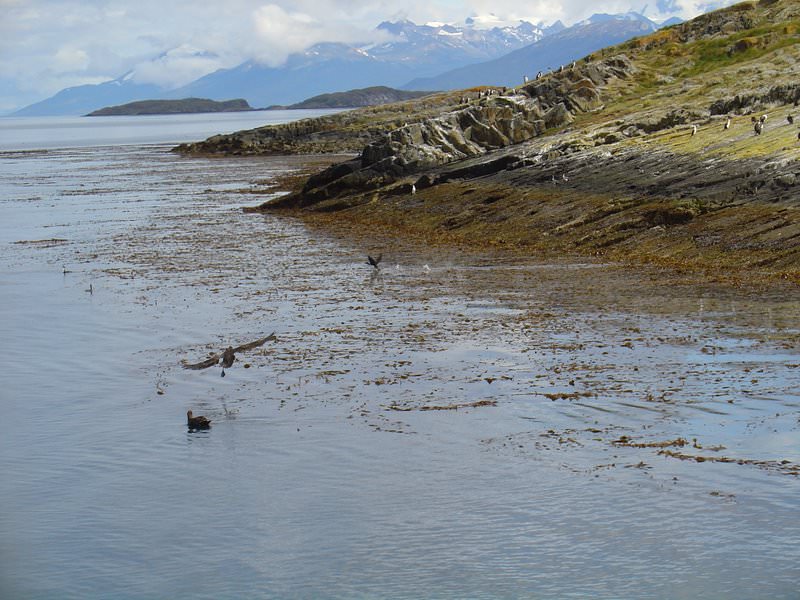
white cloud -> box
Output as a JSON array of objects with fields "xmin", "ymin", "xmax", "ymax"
[
  {"xmin": 246, "ymin": 3, "xmax": 392, "ymax": 66},
  {"xmin": 54, "ymin": 46, "xmax": 90, "ymax": 71},
  {"xmin": 130, "ymin": 45, "xmax": 229, "ymax": 88}
]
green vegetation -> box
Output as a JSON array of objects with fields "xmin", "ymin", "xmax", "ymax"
[{"xmin": 87, "ymin": 98, "xmax": 252, "ymax": 116}]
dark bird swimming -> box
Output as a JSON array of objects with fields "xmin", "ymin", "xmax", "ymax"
[
  {"xmin": 187, "ymin": 410, "xmax": 211, "ymax": 430},
  {"xmin": 367, "ymin": 254, "xmax": 382, "ymax": 269}
]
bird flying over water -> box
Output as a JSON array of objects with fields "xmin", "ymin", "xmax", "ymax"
[
  {"xmin": 220, "ymin": 346, "xmax": 235, "ymax": 377},
  {"xmin": 367, "ymin": 254, "xmax": 382, "ymax": 269}
]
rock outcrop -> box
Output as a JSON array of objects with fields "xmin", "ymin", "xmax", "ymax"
[
  {"xmin": 274, "ymin": 55, "xmax": 636, "ymax": 206},
  {"xmin": 361, "ymin": 55, "xmax": 634, "ymax": 176}
]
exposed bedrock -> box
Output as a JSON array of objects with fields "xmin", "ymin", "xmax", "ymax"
[{"xmin": 269, "ymin": 56, "xmax": 636, "ymax": 207}]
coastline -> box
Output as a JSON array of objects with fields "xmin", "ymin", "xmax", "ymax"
[
  {"xmin": 243, "ymin": 145, "xmax": 800, "ymax": 286},
  {"xmin": 180, "ymin": 2, "xmax": 800, "ymax": 286}
]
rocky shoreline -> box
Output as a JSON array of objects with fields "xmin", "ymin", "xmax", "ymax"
[{"xmin": 178, "ymin": 0, "xmax": 800, "ymax": 282}]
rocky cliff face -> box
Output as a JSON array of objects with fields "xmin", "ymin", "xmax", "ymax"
[
  {"xmin": 363, "ymin": 55, "xmax": 634, "ymax": 172},
  {"xmin": 280, "ymin": 55, "xmax": 636, "ymax": 205}
]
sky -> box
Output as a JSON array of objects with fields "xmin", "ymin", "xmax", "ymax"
[{"xmin": 0, "ymin": 0, "xmax": 730, "ymax": 112}]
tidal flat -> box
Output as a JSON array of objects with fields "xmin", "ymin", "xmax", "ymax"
[{"xmin": 1, "ymin": 144, "xmax": 798, "ymax": 598}]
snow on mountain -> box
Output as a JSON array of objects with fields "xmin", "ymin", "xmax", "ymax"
[{"xmin": 402, "ymin": 13, "xmax": 664, "ymax": 92}]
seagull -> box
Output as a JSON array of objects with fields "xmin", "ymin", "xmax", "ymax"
[
  {"xmin": 187, "ymin": 410, "xmax": 211, "ymax": 430},
  {"xmin": 562, "ymin": 172, "xmax": 569, "ymax": 182},
  {"xmin": 423, "ymin": 264, "xmax": 431, "ymax": 273},
  {"xmin": 411, "ymin": 184, "xmax": 416, "ymax": 195},
  {"xmin": 691, "ymin": 124, "xmax": 698, "ymax": 136},
  {"xmin": 367, "ymin": 254, "xmax": 382, "ymax": 269},
  {"xmin": 724, "ymin": 116, "xmax": 731, "ymax": 130}
]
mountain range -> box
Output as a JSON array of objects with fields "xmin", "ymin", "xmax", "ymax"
[
  {"xmin": 404, "ymin": 13, "xmax": 677, "ymax": 90},
  {"xmin": 14, "ymin": 14, "xmax": 669, "ymax": 117}
]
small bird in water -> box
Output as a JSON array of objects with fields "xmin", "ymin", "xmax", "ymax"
[
  {"xmin": 754, "ymin": 121, "xmax": 763, "ymax": 135},
  {"xmin": 760, "ymin": 114, "xmax": 767, "ymax": 124},
  {"xmin": 788, "ymin": 114, "xmax": 794, "ymax": 124},
  {"xmin": 187, "ymin": 410, "xmax": 211, "ymax": 430},
  {"xmin": 367, "ymin": 254, "xmax": 382, "ymax": 269}
]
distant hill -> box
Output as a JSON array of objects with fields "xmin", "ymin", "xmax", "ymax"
[
  {"xmin": 87, "ymin": 98, "xmax": 253, "ymax": 116},
  {"xmin": 273, "ymin": 86, "xmax": 435, "ymax": 110},
  {"xmin": 403, "ymin": 13, "xmax": 663, "ymax": 90}
]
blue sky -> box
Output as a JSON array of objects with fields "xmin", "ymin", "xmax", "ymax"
[{"xmin": 0, "ymin": 0, "xmax": 733, "ymax": 112}]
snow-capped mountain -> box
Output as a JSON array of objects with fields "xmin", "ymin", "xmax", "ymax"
[{"xmin": 403, "ymin": 13, "xmax": 664, "ymax": 91}]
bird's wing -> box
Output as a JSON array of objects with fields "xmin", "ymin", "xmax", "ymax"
[
  {"xmin": 232, "ymin": 333, "xmax": 276, "ymax": 353},
  {"xmin": 182, "ymin": 355, "xmax": 220, "ymax": 370}
]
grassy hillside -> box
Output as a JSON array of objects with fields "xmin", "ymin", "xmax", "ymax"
[{"xmin": 185, "ymin": 0, "xmax": 800, "ymax": 280}]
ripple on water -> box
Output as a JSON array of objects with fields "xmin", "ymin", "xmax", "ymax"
[{"xmin": 1, "ymin": 144, "xmax": 799, "ymax": 599}]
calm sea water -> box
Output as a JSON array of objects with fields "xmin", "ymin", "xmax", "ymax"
[
  {"xmin": 1, "ymin": 115, "xmax": 799, "ymax": 599},
  {"xmin": 0, "ymin": 110, "xmax": 343, "ymax": 151}
]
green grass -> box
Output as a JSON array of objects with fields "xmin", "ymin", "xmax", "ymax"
[{"xmin": 678, "ymin": 22, "xmax": 800, "ymax": 77}]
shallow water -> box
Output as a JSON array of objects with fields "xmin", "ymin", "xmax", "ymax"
[{"xmin": 1, "ymin": 137, "xmax": 799, "ymax": 598}]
